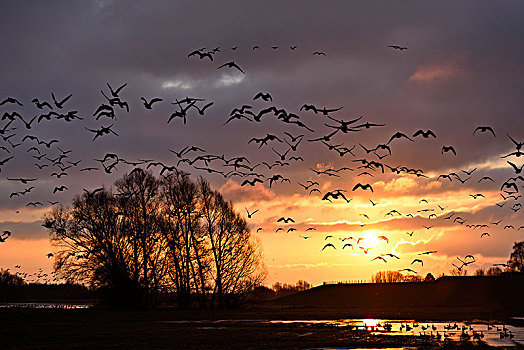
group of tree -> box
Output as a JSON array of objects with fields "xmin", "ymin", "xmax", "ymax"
[
  {"xmin": 371, "ymin": 270, "xmax": 426, "ymax": 283},
  {"xmin": 43, "ymin": 170, "xmax": 266, "ymax": 309}
]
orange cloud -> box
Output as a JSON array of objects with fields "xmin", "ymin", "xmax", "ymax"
[
  {"xmin": 219, "ymin": 179, "xmax": 275, "ymax": 203},
  {"xmin": 409, "ymin": 54, "xmax": 468, "ymax": 82}
]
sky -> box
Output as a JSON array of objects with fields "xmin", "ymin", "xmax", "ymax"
[{"xmin": 0, "ymin": 0, "xmax": 523, "ymax": 286}]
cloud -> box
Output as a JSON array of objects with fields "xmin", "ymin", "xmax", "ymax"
[
  {"xmin": 0, "ymin": 221, "xmax": 48, "ymax": 241},
  {"xmin": 409, "ymin": 53, "xmax": 468, "ymax": 83},
  {"xmin": 161, "ymin": 79, "xmax": 193, "ymax": 90},
  {"xmin": 219, "ymin": 179, "xmax": 275, "ymax": 203},
  {"xmin": 214, "ymin": 73, "xmax": 245, "ymax": 87}
]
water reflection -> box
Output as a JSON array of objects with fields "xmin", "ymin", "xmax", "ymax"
[
  {"xmin": 0, "ymin": 302, "xmax": 92, "ymax": 309},
  {"xmin": 268, "ymin": 319, "xmax": 524, "ymax": 347}
]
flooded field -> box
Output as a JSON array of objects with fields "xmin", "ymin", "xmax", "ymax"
[
  {"xmin": 0, "ymin": 302, "xmax": 92, "ymax": 309},
  {"xmin": 2, "ymin": 306, "xmax": 523, "ymax": 349},
  {"xmin": 268, "ymin": 319, "xmax": 524, "ymax": 347},
  {"xmin": 160, "ymin": 318, "xmax": 524, "ymax": 347}
]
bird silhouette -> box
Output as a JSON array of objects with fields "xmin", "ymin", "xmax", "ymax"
[
  {"xmin": 107, "ymin": 83, "xmax": 127, "ymax": 97},
  {"xmin": 387, "ymin": 132, "xmax": 414, "ymax": 144},
  {"xmin": 413, "ymin": 129, "xmax": 436, "ymax": 138},
  {"xmin": 441, "ymin": 145, "xmax": 457, "ymax": 155},
  {"xmin": 352, "ymin": 183, "xmax": 373, "ymax": 192},
  {"xmin": 412, "ymin": 259, "xmax": 423, "ymax": 266},
  {"xmin": 473, "ymin": 126, "xmax": 496, "ymax": 137},
  {"xmin": 372, "ymin": 256, "xmax": 387, "ymax": 263},
  {"xmin": 253, "ymin": 92, "xmax": 272, "ymax": 102},
  {"xmin": 1, "ymin": 97, "xmax": 24, "ymax": 107},
  {"xmin": 51, "ymin": 92, "xmax": 73, "ymax": 109},
  {"xmin": 507, "ymin": 161, "xmax": 523, "ymax": 174},
  {"xmin": 389, "ymin": 45, "xmax": 408, "ymax": 50},
  {"xmin": 217, "ymin": 61, "xmax": 245, "ymax": 74},
  {"xmin": 141, "ymin": 97, "xmax": 163, "ymax": 109},
  {"xmin": 277, "ymin": 217, "xmax": 295, "ymax": 224},
  {"xmin": 31, "ymin": 98, "xmax": 53, "ymax": 110},
  {"xmin": 188, "ymin": 50, "xmax": 213, "ymax": 61},
  {"xmin": 245, "ymin": 207, "xmax": 259, "ymax": 218},
  {"xmin": 507, "ymin": 134, "xmax": 523, "ymax": 150},
  {"xmin": 322, "ymin": 243, "xmax": 336, "ymax": 250},
  {"xmin": 53, "ymin": 185, "xmax": 68, "ymax": 193}
]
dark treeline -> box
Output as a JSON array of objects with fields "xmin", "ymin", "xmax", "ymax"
[
  {"xmin": 43, "ymin": 170, "xmax": 266, "ymax": 309},
  {"xmin": 0, "ymin": 269, "xmax": 93, "ymax": 303}
]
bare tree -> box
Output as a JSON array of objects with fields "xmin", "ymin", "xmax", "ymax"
[
  {"xmin": 44, "ymin": 171, "xmax": 266, "ymax": 309},
  {"xmin": 371, "ymin": 270, "xmax": 405, "ymax": 283},
  {"xmin": 449, "ymin": 267, "xmax": 468, "ymax": 276},
  {"xmin": 508, "ymin": 241, "xmax": 524, "ymax": 273},
  {"xmin": 115, "ymin": 169, "xmax": 164, "ymax": 307},
  {"xmin": 199, "ymin": 177, "xmax": 265, "ymax": 308}
]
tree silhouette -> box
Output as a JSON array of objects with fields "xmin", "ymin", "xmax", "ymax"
[
  {"xmin": 44, "ymin": 170, "xmax": 266, "ymax": 308},
  {"xmin": 424, "ymin": 273, "xmax": 435, "ymax": 282},
  {"xmin": 508, "ymin": 240, "xmax": 524, "ymax": 273},
  {"xmin": 371, "ymin": 270, "xmax": 405, "ymax": 283}
]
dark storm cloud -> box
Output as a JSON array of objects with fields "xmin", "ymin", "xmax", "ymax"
[{"xmin": 0, "ymin": 0, "xmax": 523, "ymax": 207}]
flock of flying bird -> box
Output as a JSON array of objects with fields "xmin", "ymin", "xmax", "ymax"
[{"xmin": 0, "ymin": 43, "xmax": 522, "ymax": 283}]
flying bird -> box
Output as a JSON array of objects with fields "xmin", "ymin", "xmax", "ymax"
[
  {"xmin": 141, "ymin": 97, "xmax": 163, "ymax": 109},
  {"xmin": 372, "ymin": 256, "xmax": 387, "ymax": 263},
  {"xmin": 277, "ymin": 217, "xmax": 295, "ymax": 224},
  {"xmin": 389, "ymin": 45, "xmax": 408, "ymax": 50},
  {"xmin": 253, "ymin": 92, "xmax": 272, "ymax": 102},
  {"xmin": 473, "ymin": 126, "xmax": 496, "ymax": 137},
  {"xmin": 322, "ymin": 243, "xmax": 336, "ymax": 251},
  {"xmin": 413, "ymin": 129, "xmax": 436, "ymax": 139},
  {"xmin": 245, "ymin": 207, "xmax": 259, "ymax": 218},
  {"xmin": 387, "ymin": 132, "xmax": 414, "ymax": 144},
  {"xmin": 507, "ymin": 161, "xmax": 523, "ymax": 174},
  {"xmin": 411, "ymin": 259, "xmax": 424, "ymax": 266},
  {"xmin": 217, "ymin": 61, "xmax": 245, "ymax": 74},
  {"xmin": 352, "ymin": 183, "xmax": 373, "ymax": 192},
  {"xmin": 51, "ymin": 92, "xmax": 73, "ymax": 109},
  {"xmin": 53, "ymin": 185, "xmax": 68, "ymax": 193},
  {"xmin": 441, "ymin": 145, "xmax": 457, "ymax": 156}
]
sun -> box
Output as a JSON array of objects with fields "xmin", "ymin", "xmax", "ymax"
[{"xmin": 361, "ymin": 231, "xmax": 380, "ymax": 249}]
